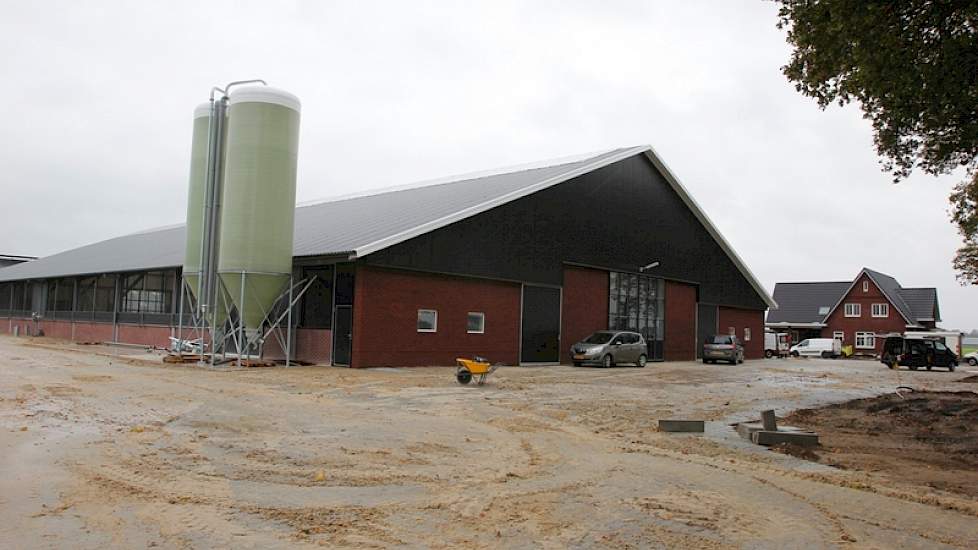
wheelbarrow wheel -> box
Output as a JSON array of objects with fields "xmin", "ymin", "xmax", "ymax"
[{"xmin": 456, "ymin": 367, "xmax": 472, "ymax": 385}]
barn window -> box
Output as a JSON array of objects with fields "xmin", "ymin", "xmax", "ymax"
[
  {"xmin": 417, "ymin": 309, "xmax": 437, "ymax": 332},
  {"xmin": 299, "ymin": 265, "xmax": 334, "ymax": 328},
  {"xmin": 467, "ymin": 312, "xmax": 485, "ymax": 334}
]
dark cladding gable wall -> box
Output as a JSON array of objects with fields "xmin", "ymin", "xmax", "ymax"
[{"xmin": 361, "ymin": 154, "xmax": 767, "ymax": 311}]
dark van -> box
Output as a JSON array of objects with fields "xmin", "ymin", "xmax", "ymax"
[{"xmin": 881, "ymin": 336, "xmax": 958, "ymax": 372}]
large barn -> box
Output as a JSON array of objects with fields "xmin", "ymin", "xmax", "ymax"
[{"xmin": 0, "ymin": 146, "xmax": 774, "ymax": 367}]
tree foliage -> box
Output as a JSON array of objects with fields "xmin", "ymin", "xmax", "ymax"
[
  {"xmin": 950, "ymin": 174, "xmax": 978, "ymax": 283},
  {"xmin": 775, "ymin": 0, "xmax": 978, "ymax": 283}
]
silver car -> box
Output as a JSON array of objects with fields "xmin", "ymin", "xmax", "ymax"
[
  {"xmin": 703, "ymin": 334, "xmax": 744, "ymax": 364},
  {"xmin": 570, "ymin": 330, "xmax": 648, "ymax": 367}
]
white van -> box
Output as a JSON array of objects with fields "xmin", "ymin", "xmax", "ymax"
[{"xmin": 790, "ymin": 338, "xmax": 842, "ymax": 359}]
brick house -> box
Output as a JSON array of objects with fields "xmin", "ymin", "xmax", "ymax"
[{"xmin": 766, "ymin": 268, "xmax": 940, "ymax": 355}]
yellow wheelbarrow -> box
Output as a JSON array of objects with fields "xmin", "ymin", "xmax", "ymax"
[{"xmin": 455, "ymin": 356, "xmax": 498, "ymax": 385}]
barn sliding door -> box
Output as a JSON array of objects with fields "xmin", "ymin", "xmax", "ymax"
[
  {"xmin": 696, "ymin": 304, "xmax": 718, "ymax": 359},
  {"xmin": 521, "ymin": 285, "xmax": 561, "ymax": 363}
]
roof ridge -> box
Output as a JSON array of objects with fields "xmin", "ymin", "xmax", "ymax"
[
  {"xmin": 775, "ymin": 280, "xmax": 851, "ymax": 285},
  {"xmin": 295, "ymin": 147, "xmax": 630, "ymax": 209}
]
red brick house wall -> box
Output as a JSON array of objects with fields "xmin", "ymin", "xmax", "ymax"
[
  {"xmin": 560, "ymin": 266, "xmax": 609, "ymax": 364},
  {"xmin": 351, "ymin": 266, "xmax": 521, "ymax": 368},
  {"xmin": 664, "ymin": 281, "xmax": 696, "ymax": 361},
  {"xmin": 717, "ymin": 306, "xmax": 764, "ymax": 359},
  {"xmin": 820, "ymin": 273, "xmax": 906, "ymax": 353}
]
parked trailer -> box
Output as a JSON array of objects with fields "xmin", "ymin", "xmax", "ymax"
[{"xmin": 764, "ymin": 331, "xmax": 789, "ymax": 358}]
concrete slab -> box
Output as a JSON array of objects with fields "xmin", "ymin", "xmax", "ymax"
[
  {"xmin": 751, "ymin": 430, "xmax": 819, "ymax": 447},
  {"xmin": 658, "ymin": 419, "xmax": 705, "ymax": 433},
  {"xmin": 736, "ymin": 421, "xmax": 764, "ymax": 440},
  {"xmin": 737, "ymin": 422, "xmax": 812, "ymax": 441}
]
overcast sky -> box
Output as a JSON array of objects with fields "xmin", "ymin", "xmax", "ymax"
[{"xmin": 1, "ymin": 1, "xmax": 974, "ymax": 329}]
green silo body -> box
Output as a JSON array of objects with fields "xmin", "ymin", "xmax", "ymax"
[
  {"xmin": 218, "ymin": 87, "xmax": 301, "ymax": 331},
  {"xmin": 182, "ymin": 104, "xmax": 210, "ymax": 301}
]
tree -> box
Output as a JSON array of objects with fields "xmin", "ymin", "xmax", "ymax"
[{"xmin": 775, "ymin": 0, "xmax": 978, "ymax": 283}]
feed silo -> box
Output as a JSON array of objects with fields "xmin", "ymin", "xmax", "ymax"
[
  {"xmin": 217, "ymin": 87, "xmax": 301, "ymax": 336},
  {"xmin": 182, "ymin": 103, "xmax": 211, "ymax": 302}
]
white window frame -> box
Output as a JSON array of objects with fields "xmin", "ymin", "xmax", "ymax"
[
  {"xmin": 728, "ymin": 326, "xmax": 735, "ymax": 336},
  {"xmin": 417, "ymin": 309, "xmax": 438, "ymax": 333},
  {"xmin": 862, "ymin": 281, "xmax": 869, "ymax": 292},
  {"xmin": 466, "ymin": 312, "xmax": 485, "ymax": 334},
  {"xmin": 855, "ymin": 332, "xmax": 875, "ymax": 349},
  {"xmin": 871, "ymin": 303, "xmax": 889, "ymax": 318},
  {"xmin": 844, "ymin": 303, "xmax": 861, "ymax": 317},
  {"xmin": 833, "ymin": 331, "xmax": 844, "ymax": 342},
  {"xmin": 818, "ymin": 306, "xmax": 830, "ymax": 316},
  {"xmin": 744, "ymin": 327, "xmax": 751, "ymax": 341}
]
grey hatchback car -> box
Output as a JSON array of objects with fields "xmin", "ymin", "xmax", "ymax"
[
  {"xmin": 570, "ymin": 330, "xmax": 648, "ymax": 367},
  {"xmin": 703, "ymin": 334, "xmax": 744, "ymax": 364}
]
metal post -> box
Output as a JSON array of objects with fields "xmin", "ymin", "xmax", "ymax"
[
  {"xmin": 200, "ymin": 98, "xmax": 226, "ymax": 337},
  {"xmin": 286, "ymin": 274, "xmax": 293, "ymax": 367},
  {"xmin": 177, "ymin": 276, "xmax": 185, "ymax": 356},
  {"xmin": 238, "ymin": 271, "xmax": 246, "ymax": 368}
]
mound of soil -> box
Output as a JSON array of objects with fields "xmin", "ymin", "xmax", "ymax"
[{"xmin": 782, "ymin": 391, "xmax": 978, "ymax": 497}]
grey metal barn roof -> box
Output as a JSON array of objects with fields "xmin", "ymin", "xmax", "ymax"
[{"xmin": 0, "ymin": 146, "xmax": 775, "ymax": 307}]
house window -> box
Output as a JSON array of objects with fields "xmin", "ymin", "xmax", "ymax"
[
  {"xmin": 844, "ymin": 303, "xmax": 861, "ymax": 317},
  {"xmin": 871, "ymin": 303, "xmax": 889, "ymax": 318},
  {"xmin": 728, "ymin": 326, "xmax": 735, "ymax": 336},
  {"xmin": 744, "ymin": 327, "xmax": 751, "ymax": 341},
  {"xmin": 417, "ymin": 309, "xmax": 437, "ymax": 332},
  {"xmin": 862, "ymin": 281, "xmax": 869, "ymax": 292},
  {"xmin": 467, "ymin": 312, "xmax": 485, "ymax": 334},
  {"xmin": 855, "ymin": 332, "xmax": 875, "ymax": 349},
  {"xmin": 818, "ymin": 306, "xmax": 830, "ymax": 316},
  {"xmin": 833, "ymin": 331, "xmax": 844, "ymax": 342}
]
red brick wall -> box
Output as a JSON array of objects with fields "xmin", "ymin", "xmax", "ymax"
[
  {"xmin": 263, "ymin": 328, "xmax": 333, "ymax": 364},
  {"xmin": 72, "ymin": 322, "xmax": 115, "ymax": 343},
  {"xmin": 717, "ymin": 306, "xmax": 765, "ymax": 359},
  {"xmin": 40, "ymin": 320, "xmax": 73, "ymax": 340},
  {"xmin": 664, "ymin": 281, "xmax": 697, "ymax": 361},
  {"xmin": 116, "ymin": 324, "xmax": 172, "ymax": 348},
  {"xmin": 351, "ymin": 266, "xmax": 521, "ymax": 368},
  {"xmin": 560, "ymin": 266, "xmax": 609, "ymax": 364},
  {"xmin": 0, "ymin": 317, "xmax": 34, "ymax": 336},
  {"xmin": 295, "ymin": 328, "xmax": 332, "ymax": 364},
  {"xmin": 820, "ymin": 273, "xmax": 906, "ymax": 353}
]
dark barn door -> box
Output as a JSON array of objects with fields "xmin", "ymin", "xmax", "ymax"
[
  {"xmin": 333, "ymin": 305, "xmax": 352, "ymax": 366},
  {"xmin": 521, "ymin": 286, "xmax": 561, "ymax": 363},
  {"xmin": 696, "ymin": 304, "xmax": 717, "ymax": 359}
]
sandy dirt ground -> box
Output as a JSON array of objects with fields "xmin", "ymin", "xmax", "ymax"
[
  {"xmin": 782, "ymin": 390, "xmax": 978, "ymax": 497},
  {"xmin": 2, "ymin": 335, "xmax": 977, "ymax": 549}
]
